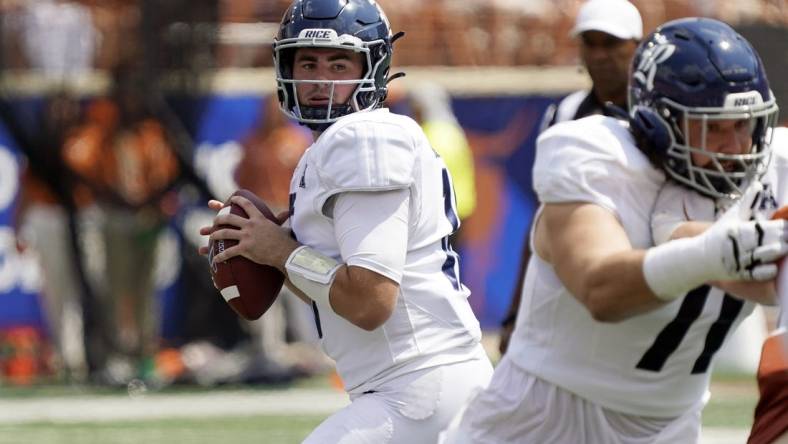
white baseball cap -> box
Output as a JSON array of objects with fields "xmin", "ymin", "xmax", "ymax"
[{"xmin": 571, "ymin": 0, "xmax": 643, "ymax": 40}]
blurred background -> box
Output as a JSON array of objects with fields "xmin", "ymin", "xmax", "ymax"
[{"xmin": 0, "ymin": 0, "xmax": 786, "ymax": 391}]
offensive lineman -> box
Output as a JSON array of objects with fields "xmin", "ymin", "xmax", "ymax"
[
  {"xmin": 442, "ymin": 18, "xmax": 785, "ymax": 443},
  {"xmin": 200, "ymin": 0, "xmax": 493, "ymax": 442}
]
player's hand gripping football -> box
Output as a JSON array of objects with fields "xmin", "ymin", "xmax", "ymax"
[{"xmin": 199, "ymin": 196, "xmax": 296, "ymax": 272}]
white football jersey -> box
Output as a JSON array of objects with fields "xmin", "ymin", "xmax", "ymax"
[
  {"xmin": 289, "ymin": 108, "xmax": 483, "ymax": 393},
  {"xmin": 507, "ymin": 115, "xmax": 756, "ymax": 418}
]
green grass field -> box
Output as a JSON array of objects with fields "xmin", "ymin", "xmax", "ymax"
[
  {"xmin": 0, "ymin": 372, "xmax": 758, "ymax": 444},
  {"xmin": 704, "ymin": 373, "xmax": 758, "ymax": 429},
  {"xmin": 0, "ymin": 416, "xmax": 324, "ymax": 444}
]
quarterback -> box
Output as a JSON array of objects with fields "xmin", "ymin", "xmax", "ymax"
[
  {"xmin": 441, "ymin": 18, "xmax": 784, "ymax": 444},
  {"xmin": 201, "ymin": 0, "xmax": 492, "ymax": 442}
]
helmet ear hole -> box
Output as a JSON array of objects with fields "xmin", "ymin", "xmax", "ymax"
[{"xmin": 630, "ymin": 106, "xmax": 673, "ymax": 157}]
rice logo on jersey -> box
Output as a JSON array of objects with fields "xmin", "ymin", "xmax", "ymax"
[
  {"xmin": 634, "ymin": 36, "xmax": 676, "ymax": 92},
  {"xmin": 754, "ymin": 183, "xmax": 779, "ymax": 217}
]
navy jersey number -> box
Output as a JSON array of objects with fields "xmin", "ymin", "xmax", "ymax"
[
  {"xmin": 441, "ymin": 167, "xmax": 462, "ymax": 290},
  {"xmin": 637, "ymin": 285, "xmax": 744, "ymax": 373}
]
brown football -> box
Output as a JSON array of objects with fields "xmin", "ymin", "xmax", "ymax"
[{"xmin": 209, "ymin": 189, "xmax": 285, "ymax": 320}]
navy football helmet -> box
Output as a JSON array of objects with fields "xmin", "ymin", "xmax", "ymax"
[
  {"xmin": 273, "ymin": 0, "xmax": 398, "ymax": 130},
  {"xmin": 628, "ymin": 18, "xmax": 779, "ymax": 199}
]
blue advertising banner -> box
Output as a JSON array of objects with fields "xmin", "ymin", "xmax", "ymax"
[
  {"xmin": 0, "ymin": 119, "xmax": 44, "ymax": 329},
  {"xmin": 453, "ymin": 96, "xmax": 553, "ymax": 327}
]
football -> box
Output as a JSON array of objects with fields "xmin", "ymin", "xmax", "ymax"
[{"xmin": 209, "ymin": 189, "xmax": 285, "ymax": 320}]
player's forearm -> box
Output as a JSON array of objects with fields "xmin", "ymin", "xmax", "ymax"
[
  {"xmin": 270, "ymin": 240, "xmax": 302, "ymax": 273},
  {"xmin": 573, "ymin": 250, "xmax": 667, "ymax": 322},
  {"xmin": 668, "ymin": 221, "xmax": 710, "ymax": 241},
  {"xmin": 328, "ymin": 265, "xmax": 398, "ymax": 331},
  {"xmin": 284, "ymin": 247, "xmax": 398, "ymax": 331}
]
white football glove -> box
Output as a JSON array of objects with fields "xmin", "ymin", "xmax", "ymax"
[
  {"xmin": 645, "ymin": 199, "xmax": 788, "ymax": 300},
  {"xmin": 705, "ymin": 218, "xmax": 788, "ymax": 281}
]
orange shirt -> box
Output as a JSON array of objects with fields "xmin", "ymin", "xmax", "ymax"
[
  {"xmin": 748, "ymin": 331, "xmax": 788, "ymax": 444},
  {"xmin": 62, "ymin": 99, "xmax": 179, "ymax": 206},
  {"xmin": 235, "ymin": 123, "xmax": 311, "ymax": 211}
]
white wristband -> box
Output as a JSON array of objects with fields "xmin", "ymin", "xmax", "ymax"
[
  {"xmin": 285, "ymin": 246, "xmax": 342, "ymax": 306},
  {"xmin": 642, "ymin": 236, "xmax": 715, "ymax": 301}
]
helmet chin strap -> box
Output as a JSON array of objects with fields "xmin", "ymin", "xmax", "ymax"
[{"xmin": 298, "ymin": 104, "xmax": 354, "ymax": 132}]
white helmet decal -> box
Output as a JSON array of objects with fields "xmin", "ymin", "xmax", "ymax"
[{"xmin": 633, "ymin": 36, "xmax": 676, "ymax": 92}]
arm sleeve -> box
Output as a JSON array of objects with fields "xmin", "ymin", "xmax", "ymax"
[{"xmin": 332, "ymin": 188, "xmax": 410, "ymax": 284}]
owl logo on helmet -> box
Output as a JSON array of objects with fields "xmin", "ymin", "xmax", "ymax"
[
  {"xmin": 272, "ymin": 0, "xmax": 404, "ymax": 131},
  {"xmin": 632, "ymin": 35, "xmax": 675, "ymax": 92},
  {"xmin": 628, "ymin": 18, "xmax": 779, "ymax": 200}
]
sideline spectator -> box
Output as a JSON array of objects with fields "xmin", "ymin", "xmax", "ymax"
[
  {"xmin": 13, "ymin": 93, "xmax": 89, "ymax": 382},
  {"xmin": 63, "ymin": 67, "xmax": 180, "ymax": 385}
]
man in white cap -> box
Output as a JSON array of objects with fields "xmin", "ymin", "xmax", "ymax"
[
  {"xmin": 545, "ymin": 0, "xmax": 642, "ymax": 126},
  {"xmin": 498, "ymin": 0, "xmax": 643, "ymax": 355}
]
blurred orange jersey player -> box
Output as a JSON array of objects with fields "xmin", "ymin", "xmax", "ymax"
[{"xmin": 748, "ymin": 330, "xmax": 788, "ymax": 444}]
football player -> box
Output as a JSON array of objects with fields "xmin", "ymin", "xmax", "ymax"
[
  {"xmin": 441, "ymin": 18, "xmax": 784, "ymax": 444},
  {"xmin": 200, "ymin": 0, "xmax": 493, "ymax": 442},
  {"xmin": 499, "ymin": 0, "xmax": 643, "ymax": 355}
]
